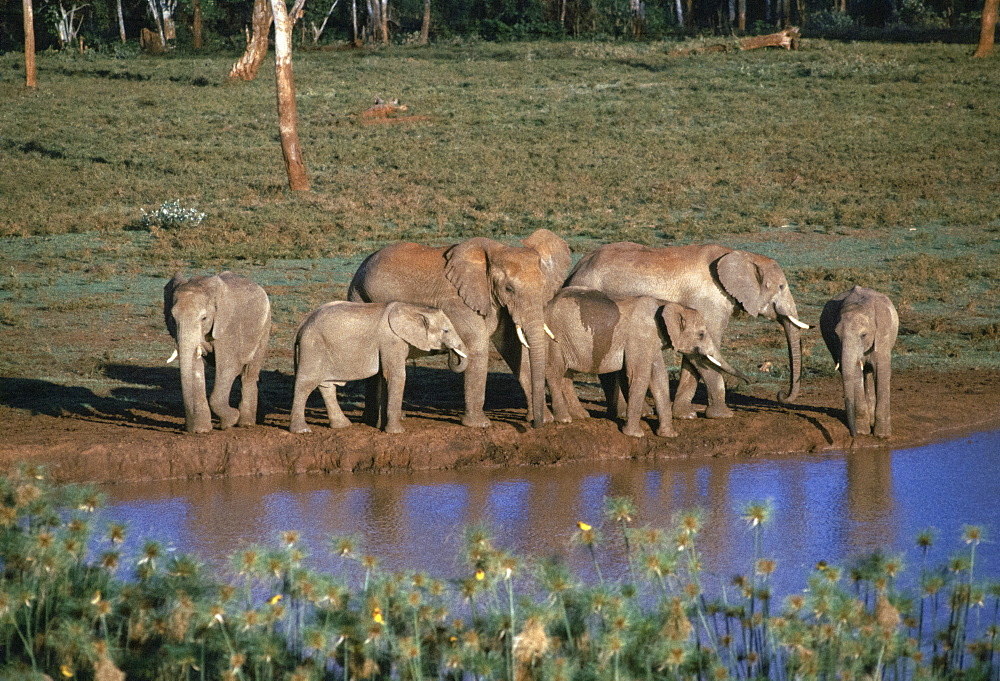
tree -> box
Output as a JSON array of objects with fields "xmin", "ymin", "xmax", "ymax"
[
  {"xmin": 419, "ymin": 0, "xmax": 430, "ymax": 43},
  {"xmin": 192, "ymin": 0, "xmax": 203, "ymax": 47},
  {"xmin": 270, "ymin": 0, "xmax": 310, "ymax": 190},
  {"xmin": 973, "ymin": 0, "xmax": 997, "ymax": 56},
  {"xmin": 23, "ymin": 0, "xmax": 37, "ymax": 87},
  {"xmin": 228, "ymin": 0, "xmax": 273, "ymax": 80},
  {"xmin": 116, "ymin": 0, "xmax": 126, "ymax": 41}
]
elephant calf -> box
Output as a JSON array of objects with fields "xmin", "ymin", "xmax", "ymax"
[
  {"xmin": 290, "ymin": 301, "xmax": 468, "ymax": 434},
  {"xmin": 820, "ymin": 286, "xmax": 899, "ymax": 439},
  {"xmin": 164, "ymin": 272, "xmax": 271, "ymax": 434},
  {"xmin": 544, "ymin": 287, "xmax": 748, "ymax": 438}
]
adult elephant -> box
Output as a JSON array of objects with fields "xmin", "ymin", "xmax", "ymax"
[
  {"xmin": 347, "ymin": 229, "xmax": 571, "ymax": 429},
  {"xmin": 163, "ymin": 272, "xmax": 271, "ymax": 433},
  {"xmin": 566, "ymin": 242, "xmax": 809, "ymax": 418}
]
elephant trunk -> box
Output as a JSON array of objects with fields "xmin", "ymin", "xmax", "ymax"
[
  {"xmin": 446, "ymin": 340, "xmax": 469, "ymax": 374},
  {"xmin": 840, "ymin": 346, "xmax": 863, "ymax": 437},
  {"xmin": 526, "ymin": 324, "xmax": 548, "ymax": 429},
  {"xmin": 776, "ymin": 316, "xmax": 802, "ymax": 404},
  {"xmin": 177, "ymin": 323, "xmax": 211, "ymax": 433},
  {"xmin": 704, "ymin": 353, "xmax": 752, "ymax": 385}
]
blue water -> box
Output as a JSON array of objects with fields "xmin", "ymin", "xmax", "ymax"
[{"xmin": 100, "ymin": 430, "xmax": 1000, "ymax": 596}]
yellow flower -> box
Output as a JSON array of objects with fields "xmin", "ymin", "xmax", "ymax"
[
  {"xmin": 60, "ymin": 665, "xmax": 74, "ymax": 678},
  {"xmin": 577, "ymin": 521, "xmax": 592, "ymax": 531},
  {"xmin": 373, "ymin": 607, "xmax": 384, "ymax": 624},
  {"xmin": 475, "ymin": 569, "xmax": 485, "ymax": 581},
  {"xmin": 269, "ymin": 594, "xmax": 283, "ymax": 605}
]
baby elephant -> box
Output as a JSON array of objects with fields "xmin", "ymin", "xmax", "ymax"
[
  {"xmin": 545, "ymin": 287, "xmax": 747, "ymax": 438},
  {"xmin": 820, "ymin": 286, "xmax": 899, "ymax": 439},
  {"xmin": 290, "ymin": 301, "xmax": 468, "ymax": 434}
]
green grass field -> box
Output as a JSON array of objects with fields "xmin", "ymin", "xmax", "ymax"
[{"xmin": 1, "ymin": 39, "xmax": 998, "ymax": 398}]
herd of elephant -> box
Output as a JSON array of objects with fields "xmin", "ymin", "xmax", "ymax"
[{"xmin": 163, "ymin": 230, "xmax": 899, "ymax": 441}]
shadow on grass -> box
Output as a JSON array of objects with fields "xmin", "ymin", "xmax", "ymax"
[{"xmin": 0, "ymin": 363, "xmax": 531, "ymax": 433}]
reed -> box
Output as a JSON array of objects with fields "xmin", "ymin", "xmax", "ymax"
[{"xmin": 0, "ymin": 468, "xmax": 997, "ymax": 681}]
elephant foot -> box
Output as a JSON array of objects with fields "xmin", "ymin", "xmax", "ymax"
[
  {"xmin": 383, "ymin": 423, "xmax": 405, "ymax": 434},
  {"xmin": 656, "ymin": 424, "xmax": 678, "ymax": 438},
  {"xmin": 873, "ymin": 423, "xmax": 891, "ymax": 439},
  {"xmin": 328, "ymin": 417, "xmax": 352, "ymax": 429},
  {"xmin": 289, "ymin": 424, "xmax": 312, "ymax": 434},
  {"xmin": 672, "ymin": 404, "xmax": 697, "ymax": 420},
  {"xmin": 621, "ymin": 423, "xmax": 645, "ymax": 438},
  {"xmin": 705, "ymin": 405, "xmax": 735, "ymax": 419},
  {"xmin": 187, "ymin": 423, "xmax": 213, "ymax": 434},
  {"xmin": 462, "ymin": 413, "xmax": 491, "ymax": 428}
]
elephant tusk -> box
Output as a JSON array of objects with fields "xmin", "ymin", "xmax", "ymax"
[
  {"xmin": 834, "ymin": 362, "xmax": 840, "ymax": 372},
  {"xmin": 197, "ymin": 345, "xmax": 203, "ymax": 358},
  {"xmin": 453, "ymin": 347, "xmax": 468, "ymax": 359},
  {"xmin": 516, "ymin": 325, "xmax": 531, "ymax": 349},
  {"xmin": 166, "ymin": 349, "xmax": 178, "ymax": 364},
  {"xmin": 787, "ymin": 315, "xmax": 810, "ymax": 330},
  {"xmin": 706, "ymin": 354, "xmax": 724, "ymax": 369},
  {"xmin": 544, "ymin": 324, "xmax": 556, "ymax": 341}
]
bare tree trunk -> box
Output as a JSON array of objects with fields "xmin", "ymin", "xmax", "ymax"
[
  {"xmin": 270, "ymin": 0, "xmax": 310, "ymax": 191},
  {"xmin": 116, "ymin": 0, "xmax": 126, "ymax": 41},
  {"xmin": 192, "ymin": 0, "xmax": 203, "ymax": 47},
  {"xmin": 973, "ymin": 0, "xmax": 998, "ymax": 56},
  {"xmin": 685, "ymin": 0, "xmax": 693, "ymax": 27},
  {"xmin": 419, "ymin": 0, "xmax": 430, "ymax": 44},
  {"xmin": 379, "ymin": 0, "xmax": 388, "ymax": 43},
  {"xmin": 351, "ymin": 0, "xmax": 358, "ymax": 42},
  {"xmin": 23, "ymin": 0, "xmax": 37, "ymax": 88},
  {"xmin": 738, "ymin": 0, "xmax": 745, "ymax": 29},
  {"xmin": 228, "ymin": 0, "xmax": 273, "ymax": 81}
]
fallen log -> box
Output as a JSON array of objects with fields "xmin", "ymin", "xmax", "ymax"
[{"xmin": 739, "ymin": 26, "xmax": 800, "ymax": 50}]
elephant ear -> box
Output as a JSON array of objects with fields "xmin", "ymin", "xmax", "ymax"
[
  {"xmin": 163, "ymin": 271, "xmax": 185, "ymax": 339},
  {"xmin": 444, "ymin": 238, "xmax": 494, "ymax": 317},
  {"xmin": 716, "ymin": 251, "xmax": 766, "ymax": 317},
  {"xmin": 522, "ymin": 229, "xmax": 572, "ymax": 299},
  {"xmin": 660, "ymin": 302, "xmax": 689, "ymax": 351},
  {"xmin": 388, "ymin": 303, "xmax": 436, "ymax": 352},
  {"xmin": 207, "ymin": 275, "xmax": 232, "ymax": 341}
]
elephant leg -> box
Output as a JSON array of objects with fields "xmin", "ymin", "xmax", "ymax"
[
  {"xmin": 460, "ymin": 346, "xmax": 491, "ymax": 429},
  {"xmin": 599, "ymin": 373, "xmax": 625, "ymax": 420},
  {"xmin": 496, "ymin": 329, "xmax": 553, "ymax": 424},
  {"xmin": 382, "ymin": 364, "xmax": 406, "ymax": 434},
  {"xmin": 237, "ymin": 363, "xmax": 261, "ymax": 427},
  {"xmin": 289, "ymin": 377, "xmax": 318, "ymax": 433},
  {"xmin": 849, "ymin": 371, "xmax": 870, "ymax": 436},
  {"xmin": 209, "ymin": 364, "xmax": 241, "ymax": 429},
  {"xmin": 547, "ymin": 372, "xmax": 572, "ymax": 423},
  {"xmin": 649, "ymin": 355, "xmax": 677, "ymax": 438},
  {"xmin": 318, "ymin": 381, "xmax": 352, "ymax": 429},
  {"xmin": 564, "ymin": 377, "xmax": 590, "ymax": 420},
  {"xmin": 872, "ymin": 361, "xmax": 891, "ymax": 439},
  {"xmin": 700, "ymin": 364, "xmax": 734, "ymax": 419},
  {"xmin": 672, "ymin": 358, "xmax": 699, "ymax": 419},
  {"xmin": 362, "ymin": 376, "xmax": 382, "ymax": 427},
  {"xmin": 622, "ymin": 361, "xmax": 650, "ymax": 438}
]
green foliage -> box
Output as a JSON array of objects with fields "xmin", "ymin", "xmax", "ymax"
[{"xmin": 0, "ymin": 474, "xmax": 998, "ymax": 680}]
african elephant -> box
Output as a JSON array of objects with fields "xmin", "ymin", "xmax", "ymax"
[
  {"xmin": 163, "ymin": 272, "xmax": 271, "ymax": 433},
  {"xmin": 565, "ymin": 242, "xmax": 809, "ymax": 419},
  {"xmin": 545, "ymin": 288, "xmax": 749, "ymax": 438},
  {"xmin": 820, "ymin": 286, "xmax": 898, "ymax": 439},
  {"xmin": 347, "ymin": 229, "xmax": 572, "ymax": 429},
  {"xmin": 289, "ymin": 301, "xmax": 469, "ymax": 434}
]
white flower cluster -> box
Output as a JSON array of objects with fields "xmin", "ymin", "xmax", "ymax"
[{"xmin": 140, "ymin": 200, "xmax": 207, "ymax": 230}]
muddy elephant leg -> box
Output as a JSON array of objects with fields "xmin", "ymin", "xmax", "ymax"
[
  {"xmin": 672, "ymin": 358, "xmax": 699, "ymax": 419},
  {"xmin": 460, "ymin": 338, "xmax": 492, "ymax": 428},
  {"xmin": 237, "ymin": 363, "xmax": 261, "ymax": 427},
  {"xmin": 649, "ymin": 355, "xmax": 677, "ymax": 438},
  {"xmin": 564, "ymin": 377, "xmax": 590, "ymax": 420},
  {"xmin": 547, "ymin": 372, "xmax": 572, "ymax": 423},
  {"xmin": 318, "ymin": 381, "xmax": 352, "ymax": 429},
  {"xmin": 599, "ymin": 373, "xmax": 626, "ymax": 419},
  {"xmin": 622, "ymin": 361, "xmax": 651, "ymax": 438},
  {"xmin": 209, "ymin": 364, "xmax": 241, "ymax": 429},
  {"xmin": 382, "ymin": 364, "xmax": 406, "ymax": 434}
]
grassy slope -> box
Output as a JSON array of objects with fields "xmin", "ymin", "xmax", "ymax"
[{"xmin": 0, "ymin": 39, "xmax": 998, "ymax": 402}]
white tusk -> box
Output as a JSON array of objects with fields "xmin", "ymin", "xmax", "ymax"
[
  {"xmin": 787, "ymin": 315, "xmax": 810, "ymax": 330},
  {"xmin": 516, "ymin": 325, "xmax": 531, "ymax": 349},
  {"xmin": 859, "ymin": 360, "xmax": 864, "ymax": 370},
  {"xmin": 834, "ymin": 362, "xmax": 840, "ymax": 372},
  {"xmin": 544, "ymin": 324, "xmax": 556, "ymax": 340},
  {"xmin": 453, "ymin": 348, "xmax": 468, "ymax": 359},
  {"xmin": 706, "ymin": 354, "xmax": 724, "ymax": 368},
  {"xmin": 197, "ymin": 345, "xmax": 203, "ymax": 358},
  {"xmin": 166, "ymin": 349, "xmax": 178, "ymax": 364}
]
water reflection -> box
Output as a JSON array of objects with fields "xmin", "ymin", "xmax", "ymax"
[{"xmin": 102, "ymin": 431, "xmax": 1000, "ymax": 596}]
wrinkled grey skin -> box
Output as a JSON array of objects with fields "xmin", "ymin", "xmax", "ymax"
[
  {"xmin": 566, "ymin": 242, "xmax": 808, "ymax": 419},
  {"xmin": 163, "ymin": 272, "xmax": 271, "ymax": 434},
  {"xmin": 347, "ymin": 230, "xmax": 571, "ymax": 429},
  {"xmin": 290, "ymin": 301, "xmax": 469, "ymax": 434},
  {"xmin": 820, "ymin": 286, "xmax": 899, "ymax": 439},
  {"xmin": 545, "ymin": 287, "xmax": 748, "ymax": 438}
]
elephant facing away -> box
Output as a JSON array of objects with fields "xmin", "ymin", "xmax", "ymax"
[
  {"xmin": 545, "ymin": 288, "xmax": 748, "ymax": 438},
  {"xmin": 347, "ymin": 230, "xmax": 572, "ymax": 429},
  {"xmin": 566, "ymin": 242, "xmax": 809, "ymax": 419},
  {"xmin": 163, "ymin": 272, "xmax": 271, "ymax": 434},
  {"xmin": 290, "ymin": 301, "xmax": 469, "ymax": 434},
  {"xmin": 820, "ymin": 286, "xmax": 899, "ymax": 439}
]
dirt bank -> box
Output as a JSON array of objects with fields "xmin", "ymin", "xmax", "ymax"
[{"xmin": 2, "ymin": 368, "xmax": 997, "ymax": 485}]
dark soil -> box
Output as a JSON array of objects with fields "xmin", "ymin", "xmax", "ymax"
[{"xmin": 2, "ymin": 367, "xmax": 998, "ymax": 485}]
